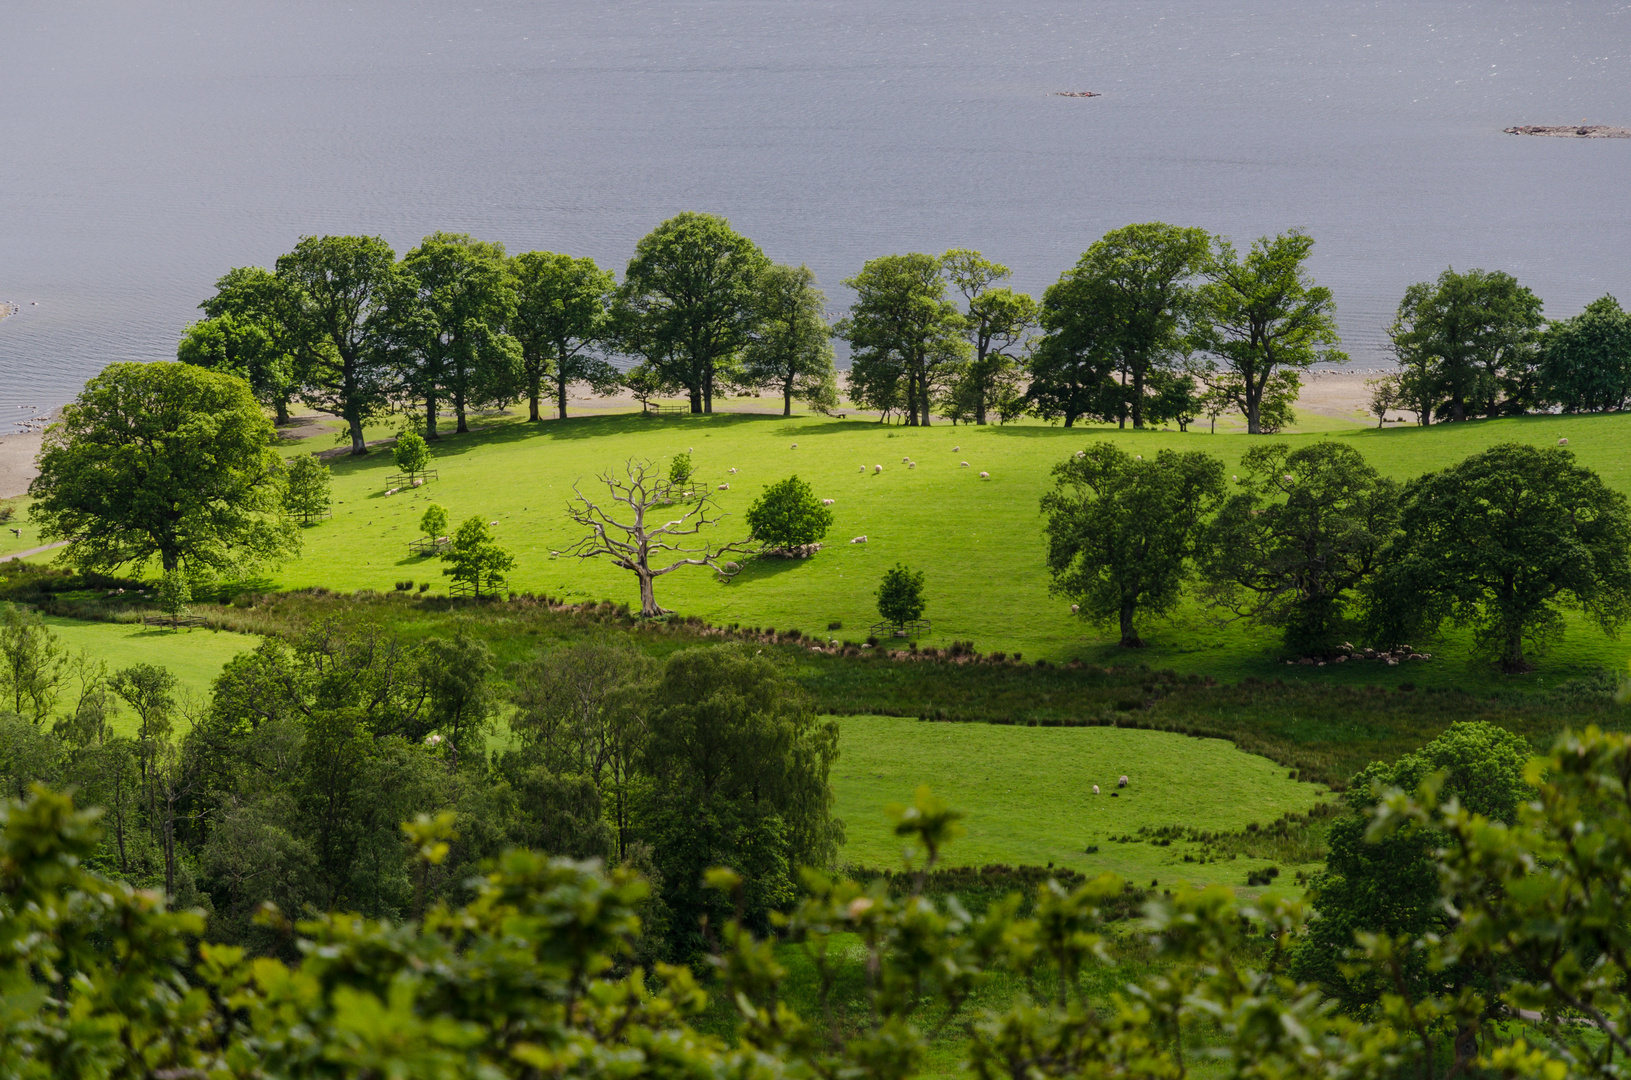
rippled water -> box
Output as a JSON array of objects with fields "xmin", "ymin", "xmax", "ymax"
[{"xmin": 1, "ymin": 0, "xmax": 1627, "ymax": 431}]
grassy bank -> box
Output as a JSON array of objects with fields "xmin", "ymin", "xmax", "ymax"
[{"xmin": 241, "ymin": 406, "xmax": 1631, "ymax": 688}]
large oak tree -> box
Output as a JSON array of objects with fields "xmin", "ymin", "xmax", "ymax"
[
  {"xmin": 29, "ymin": 362, "xmax": 298, "ymax": 576},
  {"xmin": 509, "ymin": 251, "xmax": 621, "ymax": 421}
]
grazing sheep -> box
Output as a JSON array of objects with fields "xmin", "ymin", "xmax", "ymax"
[
  {"xmin": 718, "ymin": 483, "xmax": 731, "ymax": 490},
  {"xmin": 791, "ymin": 443, "xmax": 798, "ymax": 449},
  {"xmin": 821, "ymin": 498, "xmax": 835, "ymax": 505},
  {"xmin": 952, "ymin": 445, "xmax": 959, "ymax": 451},
  {"xmin": 907, "ymin": 461, "xmax": 916, "ymax": 469},
  {"xmin": 490, "ymin": 520, "xmax": 499, "ymax": 526},
  {"xmin": 851, "ymin": 535, "xmax": 867, "ymax": 543},
  {"xmin": 979, "ymin": 471, "xmax": 989, "ymax": 479},
  {"xmin": 1070, "ymin": 604, "xmax": 1079, "ymax": 614},
  {"xmin": 1075, "ymin": 450, "xmax": 1085, "ymax": 458},
  {"xmin": 1283, "ymin": 474, "xmax": 1294, "ymax": 482},
  {"xmin": 860, "ymin": 465, "xmax": 867, "ymax": 473},
  {"xmin": 875, "ymin": 464, "xmax": 883, "ymax": 473},
  {"xmin": 902, "ymin": 456, "xmax": 911, "ymax": 463},
  {"xmin": 1093, "ymin": 784, "xmax": 1100, "ymax": 795},
  {"xmin": 729, "ymin": 467, "xmax": 738, "ymax": 474},
  {"xmin": 412, "ymin": 478, "xmax": 423, "ymax": 487},
  {"xmin": 960, "ymin": 461, "xmax": 969, "ymax": 467},
  {"xmin": 1559, "ymin": 437, "xmax": 1569, "ymax": 446},
  {"xmin": 385, "ymin": 488, "xmax": 398, "ymax": 496},
  {"xmin": 1118, "ymin": 775, "xmax": 1128, "ymax": 788}
]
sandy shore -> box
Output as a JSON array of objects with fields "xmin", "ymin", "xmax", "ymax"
[{"xmin": 0, "ymin": 428, "xmax": 45, "ymax": 499}]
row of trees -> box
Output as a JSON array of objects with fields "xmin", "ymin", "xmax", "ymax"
[
  {"xmin": 0, "ymin": 609, "xmax": 840, "ymax": 961},
  {"xmin": 180, "ymin": 214, "xmax": 842, "ymax": 454},
  {"xmin": 1382, "ymin": 269, "xmax": 1631, "ymax": 422},
  {"xmin": 1042, "ymin": 439, "xmax": 1631, "ymax": 670}
]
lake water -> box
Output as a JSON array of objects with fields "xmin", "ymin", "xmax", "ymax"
[{"xmin": 1, "ymin": 0, "xmax": 1627, "ymax": 432}]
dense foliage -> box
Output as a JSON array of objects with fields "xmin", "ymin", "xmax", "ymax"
[
  {"xmin": 12, "ymin": 725, "xmax": 1631, "ymax": 1079},
  {"xmin": 744, "ymin": 475, "xmax": 834, "ymax": 551}
]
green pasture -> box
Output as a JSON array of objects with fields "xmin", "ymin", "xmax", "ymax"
[
  {"xmin": 260, "ymin": 405, "xmax": 1631, "ymax": 689},
  {"xmin": 40, "ymin": 616, "xmax": 259, "ymax": 736},
  {"xmin": 831, "ymin": 715, "xmax": 1325, "ymax": 887}
]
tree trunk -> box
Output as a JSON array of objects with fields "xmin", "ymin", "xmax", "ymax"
[
  {"xmin": 1502, "ymin": 623, "xmax": 1528, "ymax": 672},
  {"xmin": 784, "ymin": 374, "xmax": 793, "ymax": 417},
  {"xmin": 1130, "ymin": 365, "xmax": 1145, "ymax": 428},
  {"xmin": 347, "ymin": 412, "xmax": 368, "ymax": 455},
  {"xmin": 690, "ymin": 385, "xmax": 703, "ymax": 414},
  {"xmin": 637, "ymin": 571, "xmax": 665, "ymax": 617},
  {"xmin": 425, "ymin": 391, "xmax": 439, "ymax": 440},
  {"xmin": 274, "ymin": 397, "xmax": 291, "ymax": 425},
  {"xmin": 529, "ymin": 373, "xmax": 542, "ymax": 422},
  {"xmin": 454, "ymin": 386, "xmax": 469, "ymax": 434},
  {"xmin": 704, "ymin": 365, "xmax": 714, "ymax": 414},
  {"xmin": 1063, "ymin": 414, "xmax": 1076, "ymax": 428},
  {"xmin": 1119, "ymin": 604, "xmax": 1144, "ymax": 648},
  {"xmin": 557, "ymin": 372, "xmax": 570, "ymax": 421}
]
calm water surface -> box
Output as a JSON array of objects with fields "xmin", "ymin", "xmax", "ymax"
[{"xmin": 1, "ymin": 1, "xmax": 1627, "ymax": 430}]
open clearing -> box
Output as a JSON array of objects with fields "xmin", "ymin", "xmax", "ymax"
[
  {"xmin": 831, "ymin": 715, "xmax": 1326, "ymax": 885},
  {"xmin": 251, "ymin": 406, "xmax": 1631, "ymax": 690},
  {"xmin": 41, "ymin": 616, "xmax": 259, "ymax": 735}
]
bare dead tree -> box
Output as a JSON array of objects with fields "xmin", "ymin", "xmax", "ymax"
[{"xmin": 557, "ymin": 459, "xmax": 749, "ymax": 617}]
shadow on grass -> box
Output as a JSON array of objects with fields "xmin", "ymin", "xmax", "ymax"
[{"xmin": 722, "ymin": 555, "xmax": 814, "ymax": 585}]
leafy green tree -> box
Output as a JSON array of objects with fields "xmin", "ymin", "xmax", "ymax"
[
  {"xmin": 617, "ymin": 212, "xmax": 770, "ymax": 414},
  {"xmin": 1292, "ymin": 721, "xmax": 1530, "ymax": 1021},
  {"xmin": 419, "ymin": 630, "xmax": 498, "ymax": 770},
  {"xmin": 741, "ymin": 263, "xmax": 837, "ymax": 416},
  {"xmin": 876, "ymin": 563, "xmax": 927, "ymax": 626},
  {"xmin": 177, "ymin": 312, "xmax": 297, "ymax": 425},
  {"xmin": 510, "ymin": 636, "xmax": 658, "ymax": 860},
  {"xmin": 155, "ymin": 569, "xmax": 192, "ymax": 622},
  {"xmin": 1388, "ymin": 267, "xmax": 1546, "ymax": 422},
  {"xmin": 744, "ymin": 475, "xmax": 834, "ymax": 551},
  {"xmin": 1190, "ymin": 230, "xmax": 1346, "ymax": 434},
  {"xmin": 1370, "ymin": 444, "xmax": 1631, "ymax": 671},
  {"xmin": 388, "ymin": 232, "xmax": 520, "ymax": 437},
  {"xmin": 419, "ymin": 502, "xmax": 449, "ymax": 540},
  {"xmin": 1198, "ymin": 442, "xmax": 1401, "ymax": 655},
  {"xmin": 276, "ymin": 234, "xmax": 398, "ymax": 455},
  {"xmin": 441, "ymin": 516, "xmax": 516, "ymax": 599},
  {"xmin": 1025, "ymin": 282, "xmax": 1120, "ymax": 428},
  {"xmin": 283, "ymin": 454, "xmax": 332, "ymax": 525},
  {"xmin": 941, "ymin": 249, "xmax": 1038, "ymax": 425},
  {"xmin": 509, "ymin": 251, "xmax": 621, "ymax": 421},
  {"xmin": 189, "ymin": 265, "xmax": 299, "ymax": 424},
  {"xmin": 667, "ymin": 452, "xmax": 693, "ymax": 491},
  {"xmin": 0, "ymin": 604, "xmax": 65, "ymax": 722},
  {"xmin": 1050, "ymin": 223, "xmax": 1212, "ymax": 429},
  {"xmin": 29, "ymin": 361, "xmax": 298, "ymax": 576},
  {"xmin": 1365, "ymin": 375, "xmax": 1401, "ymax": 428},
  {"xmin": 1539, "ymin": 294, "xmax": 1631, "ymax": 413},
  {"xmin": 639, "ymin": 644, "xmax": 841, "ymax": 951},
  {"xmin": 1041, "ymin": 443, "xmax": 1225, "ymax": 647},
  {"xmin": 837, "ymin": 253, "xmax": 969, "ymax": 425},
  {"xmin": 393, "ymin": 430, "xmax": 432, "ymax": 477},
  {"xmin": 1144, "ymin": 370, "xmax": 1202, "ymax": 431},
  {"xmin": 621, "ymin": 363, "xmax": 674, "ymax": 410}
]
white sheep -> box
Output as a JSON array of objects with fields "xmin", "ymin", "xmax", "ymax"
[
  {"xmin": 960, "ymin": 461, "xmax": 969, "ymax": 468},
  {"xmin": 1118, "ymin": 775, "xmax": 1128, "ymax": 788},
  {"xmin": 1559, "ymin": 437, "xmax": 1570, "ymax": 446},
  {"xmin": 952, "ymin": 445, "xmax": 959, "ymax": 451},
  {"xmin": 874, "ymin": 464, "xmax": 883, "ymax": 473},
  {"xmin": 860, "ymin": 465, "xmax": 867, "ymax": 473},
  {"xmin": 1092, "ymin": 784, "xmax": 1100, "ymax": 795},
  {"xmin": 1075, "ymin": 450, "xmax": 1085, "ymax": 459},
  {"xmin": 821, "ymin": 498, "xmax": 835, "ymax": 506},
  {"xmin": 490, "ymin": 520, "xmax": 499, "ymax": 526},
  {"xmin": 729, "ymin": 467, "xmax": 738, "ymax": 474},
  {"xmin": 979, "ymin": 471, "xmax": 989, "ymax": 479},
  {"xmin": 851, "ymin": 535, "xmax": 867, "ymax": 544},
  {"xmin": 902, "ymin": 456, "xmax": 911, "ymax": 463},
  {"xmin": 718, "ymin": 483, "xmax": 731, "ymax": 490},
  {"xmin": 791, "ymin": 443, "xmax": 798, "ymax": 449},
  {"xmin": 1070, "ymin": 604, "xmax": 1079, "ymax": 614},
  {"xmin": 412, "ymin": 478, "xmax": 423, "ymax": 487},
  {"xmin": 385, "ymin": 488, "xmax": 398, "ymax": 496},
  {"xmin": 907, "ymin": 462, "xmax": 916, "ymax": 469}
]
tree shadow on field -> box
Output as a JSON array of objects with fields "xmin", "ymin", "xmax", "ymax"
[
  {"xmin": 982, "ymin": 424, "xmax": 1143, "ymax": 439},
  {"xmin": 721, "ymin": 554, "xmax": 812, "ymax": 585}
]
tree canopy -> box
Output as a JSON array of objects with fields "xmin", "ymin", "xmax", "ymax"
[
  {"xmin": 1540, "ymin": 294, "xmax": 1631, "ymax": 414},
  {"xmin": 29, "ymin": 361, "xmax": 297, "ymax": 576},
  {"xmin": 1389, "ymin": 267, "xmax": 1545, "ymax": 423},
  {"xmin": 509, "ymin": 250, "xmax": 621, "ymax": 421},
  {"xmin": 740, "ymin": 263, "xmax": 837, "ymax": 416},
  {"xmin": 941, "ymin": 249, "xmax": 1036, "ymax": 426},
  {"xmin": 617, "ymin": 213, "xmax": 769, "ymax": 414},
  {"xmin": 1041, "ymin": 443, "xmax": 1225, "ymax": 647},
  {"xmin": 1191, "ymin": 230, "xmax": 1346, "ymax": 434},
  {"xmin": 1371, "ymin": 442, "xmax": 1631, "ymax": 671},
  {"xmin": 275, "ymin": 234, "xmax": 399, "ymax": 454},
  {"xmin": 743, "ymin": 474, "xmax": 834, "ymax": 551},
  {"xmin": 837, "ymin": 253, "xmax": 968, "ymax": 425}
]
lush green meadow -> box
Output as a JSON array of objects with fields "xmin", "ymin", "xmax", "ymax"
[
  {"xmin": 264, "ymin": 405, "xmax": 1631, "ymax": 689},
  {"xmin": 41, "ymin": 617, "xmax": 259, "ymax": 736},
  {"xmin": 831, "ymin": 715, "xmax": 1325, "ymax": 887}
]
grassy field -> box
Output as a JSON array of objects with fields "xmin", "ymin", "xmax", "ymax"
[
  {"xmin": 245, "ymin": 405, "xmax": 1631, "ymax": 690},
  {"xmin": 831, "ymin": 715, "xmax": 1326, "ymax": 887},
  {"xmin": 39, "ymin": 616, "xmax": 259, "ymax": 736}
]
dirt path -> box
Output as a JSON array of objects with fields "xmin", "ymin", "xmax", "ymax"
[{"xmin": 0, "ymin": 540, "xmax": 67, "ymax": 563}]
